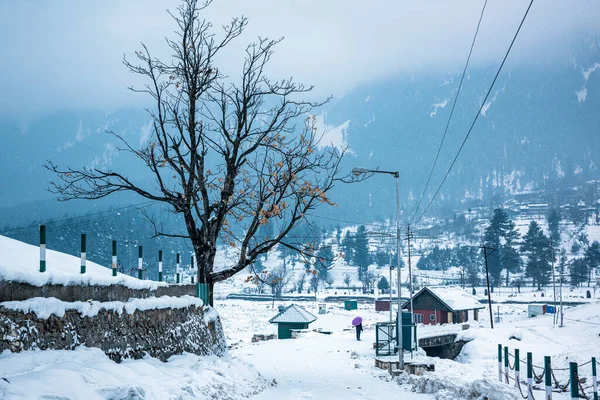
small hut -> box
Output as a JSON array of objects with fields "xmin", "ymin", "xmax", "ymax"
[{"xmin": 269, "ymin": 304, "xmax": 317, "ymax": 339}]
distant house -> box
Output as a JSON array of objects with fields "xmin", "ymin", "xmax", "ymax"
[
  {"xmin": 520, "ymin": 203, "xmax": 548, "ymax": 219},
  {"xmin": 402, "ymin": 286, "xmax": 485, "ymax": 325},
  {"xmin": 269, "ymin": 304, "xmax": 317, "ymax": 339}
]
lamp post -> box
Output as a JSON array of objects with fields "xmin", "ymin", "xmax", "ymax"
[{"xmin": 352, "ymin": 167, "xmax": 403, "ymax": 370}]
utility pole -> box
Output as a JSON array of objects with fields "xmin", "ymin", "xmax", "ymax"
[
  {"xmin": 559, "ymin": 272, "xmax": 564, "ymax": 327},
  {"xmin": 394, "ymin": 172, "xmax": 403, "ymax": 371},
  {"xmin": 406, "ymin": 225, "xmax": 415, "ymax": 354},
  {"xmin": 550, "ymin": 236, "xmax": 557, "ymax": 325},
  {"xmin": 406, "ymin": 225, "xmax": 414, "ymax": 322},
  {"xmin": 480, "ymin": 245, "xmax": 496, "ymax": 329},
  {"xmin": 389, "ymin": 252, "xmax": 393, "ymax": 324}
]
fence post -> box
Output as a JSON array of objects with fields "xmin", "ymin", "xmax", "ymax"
[
  {"xmin": 190, "ymin": 255, "xmax": 195, "ymax": 284},
  {"xmin": 138, "ymin": 246, "xmax": 143, "ymax": 280},
  {"xmin": 80, "ymin": 233, "xmax": 86, "ymax": 274},
  {"xmin": 112, "ymin": 240, "xmax": 117, "ymax": 276},
  {"xmin": 158, "ymin": 250, "xmax": 163, "ymax": 282},
  {"xmin": 528, "ymin": 352, "xmax": 533, "ymax": 399},
  {"xmin": 593, "ymin": 357, "xmax": 598, "ymax": 400},
  {"xmin": 571, "ymin": 362, "xmax": 579, "ymax": 400},
  {"xmin": 39, "ymin": 224, "xmax": 46, "ymax": 272},
  {"xmin": 515, "ymin": 349, "xmax": 520, "ymax": 387},
  {"xmin": 498, "ymin": 344, "xmax": 503, "ymax": 382},
  {"xmin": 176, "ymin": 253, "xmax": 180, "ymax": 284},
  {"xmin": 545, "ymin": 356, "xmax": 552, "ymax": 400},
  {"xmin": 505, "ymin": 346, "xmax": 509, "ymax": 384}
]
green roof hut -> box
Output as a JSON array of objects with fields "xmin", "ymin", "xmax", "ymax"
[{"xmin": 269, "ymin": 304, "xmax": 317, "ymax": 339}]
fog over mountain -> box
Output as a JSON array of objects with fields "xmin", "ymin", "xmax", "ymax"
[{"xmin": 0, "ymin": 0, "xmax": 599, "ymax": 227}]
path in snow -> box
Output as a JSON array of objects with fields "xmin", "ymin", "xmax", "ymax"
[{"xmin": 237, "ymin": 330, "xmax": 433, "ymax": 400}]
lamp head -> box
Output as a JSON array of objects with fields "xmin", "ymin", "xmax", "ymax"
[{"xmin": 352, "ymin": 167, "xmax": 370, "ymax": 176}]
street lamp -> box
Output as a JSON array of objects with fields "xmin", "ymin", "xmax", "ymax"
[{"xmin": 352, "ymin": 166, "xmax": 403, "ymax": 370}]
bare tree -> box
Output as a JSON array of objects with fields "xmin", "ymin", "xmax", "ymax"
[
  {"xmin": 296, "ymin": 272, "xmax": 306, "ymax": 293},
  {"xmin": 44, "ymin": 0, "xmax": 353, "ymax": 305},
  {"xmin": 343, "ymin": 272, "xmax": 352, "ymax": 289},
  {"xmin": 325, "ymin": 273, "xmax": 334, "ymax": 289}
]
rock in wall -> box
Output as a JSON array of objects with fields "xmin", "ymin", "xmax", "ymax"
[{"xmin": 0, "ymin": 304, "xmax": 226, "ymax": 362}]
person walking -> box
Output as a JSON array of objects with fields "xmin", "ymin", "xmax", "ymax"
[
  {"xmin": 355, "ymin": 323, "xmax": 363, "ymax": 341},
  {"xmin": 352, "ymin": 316, "xmax": 363, "ymax": 341}
]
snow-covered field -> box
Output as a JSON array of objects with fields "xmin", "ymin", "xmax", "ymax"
[
  {"xmin": 0, "ymin": 347, "xmax": 267, "ymax": 400},
  {"xmin": 2, "ymin": 218, "xmax": 600, "ymax": 399},
  {"xmin": 2, "ymin": 292, "xmax": 600, "ymax": 399}
]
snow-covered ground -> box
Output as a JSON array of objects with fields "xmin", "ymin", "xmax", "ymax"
[
  {"xmin": 2, "ymin": 294, "xmax": 599, "ymax": 399},
  {"xmin": 2, "ymin": 217, "xmax": 600, "ymax": 399},
  {"xmin": 0, "ymin": 347, "xmax": 267, "ymax": 400}
]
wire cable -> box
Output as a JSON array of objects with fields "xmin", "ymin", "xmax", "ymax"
[
  {"xmin": 413, "ymin": 0, "xmax": 535, "ymax": 226},
  {"xmin": 411, "ymin": 0, "xmax": 488, "ymax": 224}
]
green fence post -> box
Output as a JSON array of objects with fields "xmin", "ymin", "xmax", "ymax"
[
  {"xmin": 498, "ymin": 344, "xmax": 503, "ymax": 382},
  {"xmin": 158, "ymin": 250, "xmax": 163, "ymax": 282},
  {"xmin": 190, "ymin": 255, "xmax": 195, "ymax": 284},
  {"xmin": 39, "ymin": 224, "xmax": 46, "ymax": 272},
  {"xmin": 570, "ymin": 362, "xmax": 579, "ymax": 399},
  {"xmin": 112, "ymin": 240, "xmax": 117, "ymax": 276},
  {"xmin": 176, "ymin": 253, "xmax": 180, "ymax": 284},
  {"xmin": 593, "ymin": 357, "xmax": 598, "ymax": 400},
  {"xmin": 504, "ymin": 346, "xmax": 509, "ymax": 384},
  {"xmin": 545, "ymin": 356, "xmax": 552, "ymax": 400},
  {"xmin": 527, "ymin": 352, "xmax": 533, "ymax": 399},
  {"xmin": 514, "ymin": 349, "xmax": 520, "ymax": 387},
  {"xmin": 138, "ymin": 245, "xmax": 143, "ymax": 280},
  {"xmin": 80, "ymin": 233, "xmax": 86, "ymax": 274}
]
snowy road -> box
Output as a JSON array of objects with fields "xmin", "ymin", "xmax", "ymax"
[{"xmin": 237, "ymin": 330, "xmax": 433, "ymax": 400}]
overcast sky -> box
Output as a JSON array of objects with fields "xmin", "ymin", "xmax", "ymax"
[{"xmin": 1, "ymin": 0, "xmax": 598, "ymax": 119}]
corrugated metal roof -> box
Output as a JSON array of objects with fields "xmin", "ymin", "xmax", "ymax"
[{"xmin": 269, "ymin": 304, "xmax": 317, "ymax": 324}]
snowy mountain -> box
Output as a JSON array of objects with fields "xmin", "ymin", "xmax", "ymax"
[{"xmin": 1, "ymin": 34, "xmax": 599, "ymax": 227}]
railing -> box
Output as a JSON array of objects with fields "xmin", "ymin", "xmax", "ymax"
[{"xmin": 497, "ymin": 343, "xmax": 598, "ymax": 399}]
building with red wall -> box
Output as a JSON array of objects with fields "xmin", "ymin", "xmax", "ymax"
[{"xmin": 402, "ymin": 286, "xmax": 485, "ymax": 325}]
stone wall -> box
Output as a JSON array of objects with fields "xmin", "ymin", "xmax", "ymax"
[
  {"xmin": 0, "ymin": 303, "xmax": 226, "ymax": 362},
  {"xmin": 0, "ymin": 281, "xmax": 195, "ymax": 302}
]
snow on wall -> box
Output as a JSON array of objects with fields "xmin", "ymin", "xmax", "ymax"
[
  {"xmin": 0, "ymin": 297, "xmax": 225, "ymax": 362},
  {"xmin": 1, "ymin": 295, "xmax": 203, "ymax": 319},
  {"xmin": 0, "ymin": 235, "xmax": 168, "ymax": 289}
]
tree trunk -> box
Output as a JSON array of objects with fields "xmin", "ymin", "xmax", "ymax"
[{"xmin": 192, "ymin": 232, "xmax": 217, "ymax": 306}]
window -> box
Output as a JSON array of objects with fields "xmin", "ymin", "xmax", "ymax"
[
  {"xmin": 414, "ymin": 313, "xmax": 424, "ymax": 324},
  {"xmin": 429, "ymin": 313, "xmax": 436, "ymax": 322}
]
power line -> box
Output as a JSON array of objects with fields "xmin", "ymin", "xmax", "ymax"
[
  {"xmin": 413, "ymin": 0, "xmax": 535, "ymax": 226},
  {"xmin": 411, "ymin": 0, "xmax": 489, "ymax": 225},
  {"xmin": 0, "ymin": 201, "xmax": 154, "ymax": 235}
]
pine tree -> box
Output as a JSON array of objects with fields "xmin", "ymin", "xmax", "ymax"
[
  {"xmin": 377, "ymin": 276, "xmax": 390, "ymax": 293},
  {"xmin": 570, "ymin": 258, "xmax": 587, "ymax": 287},
  {"xmin": 353, "ymin": 225, "xmax": 371, "ymax": 291},
  {"xmin": 374, "ymin": 250, "xmax": 389, "ymax": 267},
  {"xmin": 315, "ymin": 245, "xmax": 334, "ymax": 272},
  {"xmin": 546, "ymin": 207, "xmax": 561, "ymax": 242},
  {"xmin": 501, "ymin": 218, "xmax": 521, "ymax": 287},
  {"xmin": 483, "ymin": 208, "xmax": 508, "ymax": 286},
  {"xmin": 584, "ymin": 241, "xmax": 600, "ymax": 286},
  {"xmin": 558, "ymin": 249, "xmax": 568, "ymax": 285},
  {"xmin": 341, "ymin": 232, "xmax": 355, "ymax": 265},
  {"xmin": 456, "ymin": 246, "xmax": 481, "ymax": 288},
  {"xmin": 521, "ymin": 221, "xmax": 552, "ymax": 289},
  {"xmin": 483, "ymin": 208, "xmax": 516, "ymax": 287}
]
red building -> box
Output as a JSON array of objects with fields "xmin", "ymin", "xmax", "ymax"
[{"xmin": 402, "ymin": 286, "xmax": 485, "ymax": 325}]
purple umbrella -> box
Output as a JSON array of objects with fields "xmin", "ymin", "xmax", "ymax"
[{"xmin": 352, "ymin": 316, "xmax": 362, "ymax": 326}]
